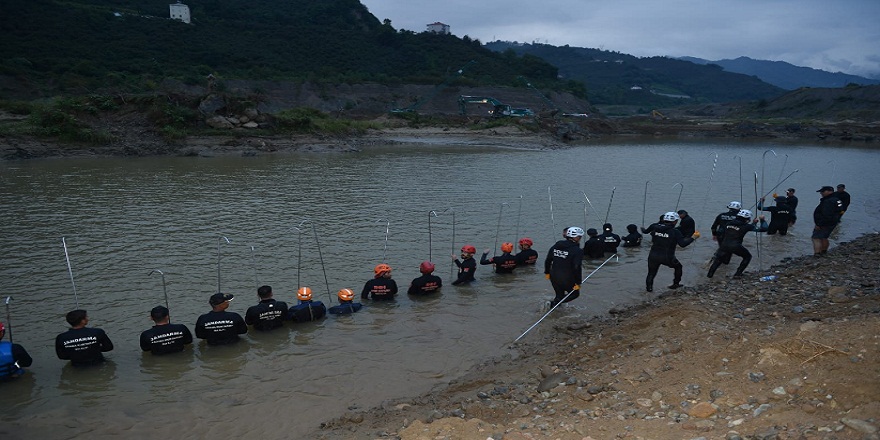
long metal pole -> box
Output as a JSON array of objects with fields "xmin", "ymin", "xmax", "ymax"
[
  {"xmin": 292, "ymin": 220, "xmax": 308, "ymax": 291},
  {"xmin": 149, "ymin": 269, "xmax": 170, "ymax": 321},
  {"xmin": 748, "ymin": 170, "xmax": 800, "ymax": 210},
  {"xmin": 312, "ymin": 223, "xmax": 332, "ymax": 304},
  {"xmin": 450, "ymin": 209, "xmax": 456, "ymax": 280},
  {"xmin": 548, "ymin": 187, "xmax": 556, "ymax": 234},
  {"xmin": 429, "ymin": 210, "xmax": 439, "ymax": 261},
  {"xmin": 642, "ymin": 181, "xmax": 650, "ymax": 227},
  {"xmin": 494, "ymin": 203, "xmax": 508, "ymax": 256},
  {"xmin": 514, "ymin": 254, "xmax": 618, "ymax": 343},
  {"xmin": 761, "ymin": 149, "xmax": 778, "ymax": 214},
  {"xmin": 604, "ymin": 187, "xmax": 616, "ymax": 225},
  {"xmin": 582, "ymin": 192, "xmax": 600, "ymax": 222},
  {"xmin": 376, "ymin": 219, "xmax": 390, "ymax": 263},
  {"xmin": 672, "ymin": 182, "xmax": 683, "ymax": 212},
  {"xmin": 754, "ymin": 172, "xmax": 762, "ymax": 273},
  {"xmin": 514, "ymin": 195, "xmax": 523, "ymax": 245},
  {"xmin": 217, "ymin": 236, "xmax": 231, "ymax": 293},
  {"xmin": 4, "ymin": 296, "xmax": 12, "ymax": 345},
  {"xmin": 250, "ymin": 246, "xmax": 258, "ymax": 286},
  {"xmin": 61, "ymin": 237, "xmax": 79, "ymax": 308}
]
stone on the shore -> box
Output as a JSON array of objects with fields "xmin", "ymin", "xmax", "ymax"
[{"xmin": 687, "ymin": 401, "xmax": 717, "ymax": 418}]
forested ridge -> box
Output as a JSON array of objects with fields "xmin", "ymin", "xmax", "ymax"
[{"xmin": 0, "ymin": 0, "xmax": 576, "ymax": 95}]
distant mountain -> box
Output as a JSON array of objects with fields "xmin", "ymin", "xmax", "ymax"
[
  {"xmin": 485, "ymin": 42, "xmax": 784, "ymax": 107},
  {"xmin": 680, "ymin": 56, "xmax": 880, "ymax": 90}
]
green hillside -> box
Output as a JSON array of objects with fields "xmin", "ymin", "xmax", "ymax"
[
  {"xmin": 0, "ymin": 0, "xmax": 571, "ymax": 96},
  {"xmin": 485, "ymin": 42, "xmax": 786, "ymax": 106}
]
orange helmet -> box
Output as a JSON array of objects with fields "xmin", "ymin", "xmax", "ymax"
[
  {"xmin": 501, "ymin": 242, "xmax": 514, "ymax": 253},
  {"xmin": 419, "ymin": 261, "xmax": 435, "ymax": 274},
  {"xmin": 461, "ymin": 245, "xmax": 476, "ymax": 254},
  {"xmin": 518, "ymin": 237, "xmax": 533, "ymax": 247},
  {"xmin": 337, "ymin": 288, "xmax": 355, "ymax": 301},
  {"xmin": 374, "ymin": 263, "xmax": 392, "ymax": 276},
  {"xmin": 297, "ymin": 287, "xmax": 313, "ymax": 301}
]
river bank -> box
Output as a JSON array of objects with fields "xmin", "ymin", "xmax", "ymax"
[
  {"xmin": 311, "ymin": 233, "xmax": 880, "ymax": 440},
  {"xmin": 2, "ymin": 114, "xmax": 879, "ymax": 161}
]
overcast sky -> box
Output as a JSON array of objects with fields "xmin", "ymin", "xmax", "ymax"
[{"xmin": 360, "ymin": 0, "xmax": 880, "ymax": 78}]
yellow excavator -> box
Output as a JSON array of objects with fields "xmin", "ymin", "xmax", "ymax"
[{"xmin": 651, "ymin": 110, "xmax": 668, "ymax": 120}]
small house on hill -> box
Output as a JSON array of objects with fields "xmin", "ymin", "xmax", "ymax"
[
  {"xmin": 170, "ymin": 2, "xmax": 191, "ymax": 24},
  {"xmin": 426, "ymin": 22, "xmax": 450, "ymax": 34}
]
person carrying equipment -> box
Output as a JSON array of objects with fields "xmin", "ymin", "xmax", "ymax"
[
  {"xmin": 55, "ymin": 309, "xmax": 114, "ymax": 366},
  {"xmin": 544, "ymin": 227, "xmax": 585, "ymax": 308},
  {"xmin": 1, "ymin": 321, "xmax": 32, "ymax": 379},
  {"xmin": 514, "ymin": 237, "xmax": 538, "ymax": 265},
  {"xmin": 245, "ymin": 285, "xmax": 289, "ymax": 331},
  {"xmin": 583, "ymin": 228, "xmax": 605, "ymax": 259},
  {"xmin": 812, "ymin": 186, "xmax": 843, "ymax": 256},
  {"xmin": 622, "ymin": 224, "xmax": 642, "ymax": 247},
  {"xmin": 451, "ymin": 245, "xmax": 478, "ymax": 285},
  {"xmin": 480, "ymin": 242, "xmax": 517, "ymax": 274},
  {"xmin": 757, "ymin": 196, "xmax": 792, "ymax": 235},
  {"xmin": 599, "ymin": 223, "xmax": 622, "ymax": 255},
  {"xmin": 642, "ymin": 212, "xmax": 696, "ymax": 291},
  {"xmin": 195, "ymin": 293, "xmax": 247, "ymax": 346},
  {"xmin": 707, "ymin": 209, "xmax": 759, "ymax": 278},
  {"xmin": 408, "ymin": 261, "xmax": 443, "ymax": 295},
  {"xmin": 288, "ymin": 287, "xmax": 327, "ymax": 322},
  {"xmin": 140, "ymin": 306, "xmax": 193, "ymax": 355},
  {"xmin": 675, "ymin": 210, "xmax": 696, "ymax": 238},
  {"xmin": 329, "ymin": 288, "xmax": 363, "ymax": 315},
  {"xmin": 361, "ymin": 264, "xmax": 398, "ymax": 299}
]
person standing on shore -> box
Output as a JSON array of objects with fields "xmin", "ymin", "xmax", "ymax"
[
  {"xmin": 642, "ymin": 212, "xmax": 696, "ymax": 291},
  {"xmin": 55, "ymin": 309, "xmax": 114, "ymax": 366},
  {"xmin": 544, "ymin": 227, "xmax": 585, "ymax": 308},
  {"xmin": 514, "ymin": 238, "xmax": 539, "ymax": 266},
  {"xmin": 836, "ymin": 184, "xmax": 851, "ymax": 217},
  {"xmin": 786, "ymin": 188, "xmax": 799, "ymax": 226},
  {"xmin": 812, "ymin": 186, "xmax": 843, "ymax": 256}
]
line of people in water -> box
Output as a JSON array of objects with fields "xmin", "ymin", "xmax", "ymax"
[{"xmin": 1, "ymin": 184, "xmax": 851, "ymax": 377}]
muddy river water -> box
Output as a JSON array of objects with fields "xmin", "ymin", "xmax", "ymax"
[{"xmin": 1, "ymin": 140, "xmax": 878, "ymax": 438}]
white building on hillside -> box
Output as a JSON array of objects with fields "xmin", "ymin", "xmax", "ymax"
[
  {"xmin": 170, "ymin": 2, "xmax": 191, "ymax": 24},
  {"xmin": 426, "ymin": 22, "xmax": 450, "ymax": 34}
]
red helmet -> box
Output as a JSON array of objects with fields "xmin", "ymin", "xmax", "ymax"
[
  {"xmin": 419, "ymin": 261, "xmax": 435, "ymax": 274},
  {"xmin": 461, "ymin": 245, "xmax": 476, "ymax": 254},
  {"xmin": 518, "ymin": 237, "xmax": 533, "ymax": 247},
  {"xmin": 501, "ymin": 242, "xmax": 514, "ymax": 253}
]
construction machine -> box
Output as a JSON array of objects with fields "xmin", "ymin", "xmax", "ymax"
[
  {"xmin": 457, "ymin": 95, "xmax": 534, "ymax": 117},
  {"xmin": 391, "ymin": 60, "xmax": 476, "ymax": 114}
]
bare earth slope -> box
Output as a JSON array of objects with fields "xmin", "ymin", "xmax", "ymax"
[{"xmin": 313, "ymin": 234, "xmax": 880, "ymax": 440}]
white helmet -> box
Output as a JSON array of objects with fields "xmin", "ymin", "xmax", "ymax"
[
  {"xmin": 737, "ymin": 209, "xmax": 753, "ymax": 220},
  {"xmin": 662, "ymin": 211, "xmax": 680, "ymax": 222},
  {"xmin": 565, "ymin": 226, "xmax": 585, "ymax": 238},
  {"xmin": 727, "ymin": 201, "xmax": 742, "ymax": 210}
]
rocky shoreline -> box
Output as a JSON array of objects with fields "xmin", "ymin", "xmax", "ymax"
[{"xmin": 311, "ymin": 233, "xmax": 879, "ymax": 440}]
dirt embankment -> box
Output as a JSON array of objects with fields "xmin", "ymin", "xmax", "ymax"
[{"xmin": 312, "ymin": 234, "xmax": 880, "ymax": 440}]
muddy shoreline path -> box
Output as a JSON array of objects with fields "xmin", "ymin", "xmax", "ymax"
[{"xmin": 311, "ymin": 233, "xmax": 879, "ymax": 440}]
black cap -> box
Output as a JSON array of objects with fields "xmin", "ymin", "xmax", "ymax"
[
  {"xmin": 602, "ymin": 223, "xmax": 612, "ymax": 231},
  {"xmin": 837, "ymin": 184, "xmax": 845, "ymax": 189},
  {"xmin": 676, "ymin": 209, "xmax": 688, "ymax": 216},
  {"xmin": 817, "ymin": 186, "xmax": 834, "ymax": 192},
  {"xmin": 786, "ymin": 188, "xmax": 795, "ymax": 192},
  {"xmin": 209, "ymin": 292, "xmax": 234, "ymax": 306},
  {"xmin": 774, "ymin": 196, "xmax": 787, "ymax": 204},
  {"xmin": 587, "ymin": 228, "xmax": 598, "ymax": 236}
]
